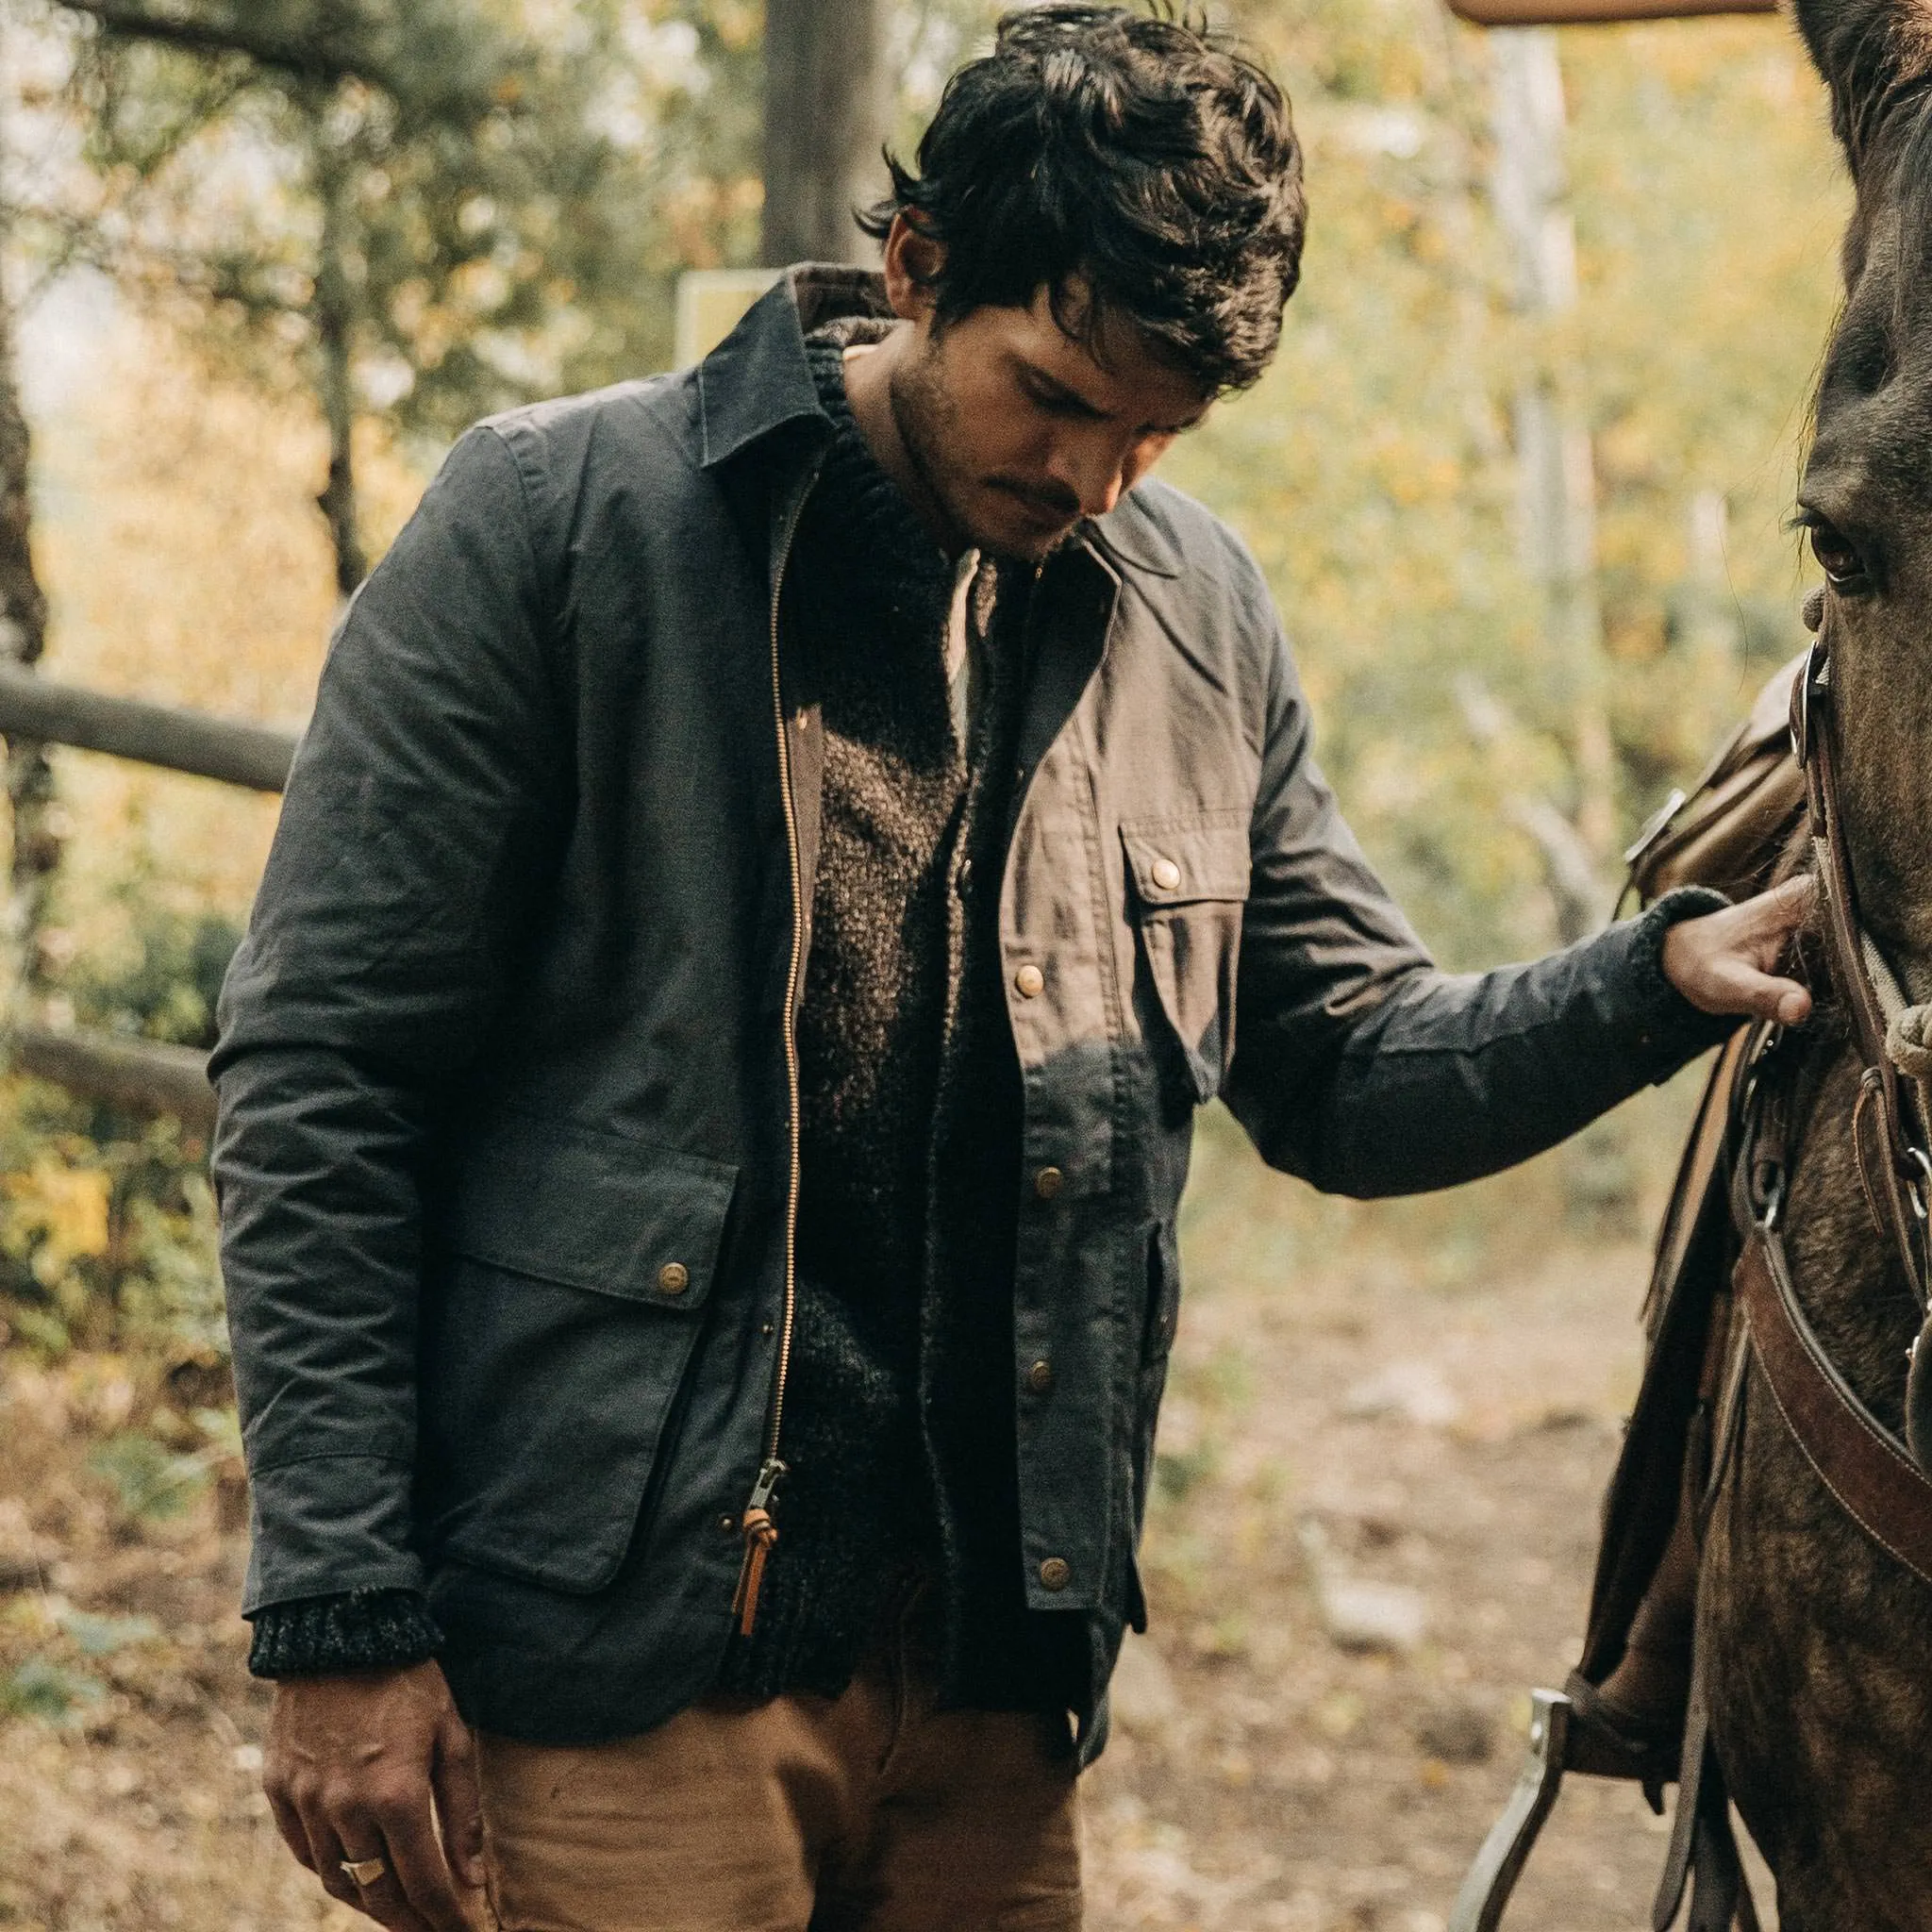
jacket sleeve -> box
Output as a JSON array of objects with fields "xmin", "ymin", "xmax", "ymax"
[
  {"xmin": 209, "ymin": 424, "xmax": 570, "ymax": 1615},
  {"xmin": 1224, "ymin": 619, "xmax": 1733, "ymax": 1197}
]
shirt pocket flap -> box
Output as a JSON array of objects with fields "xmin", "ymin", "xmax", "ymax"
[
  {"xmin": 1120, "ymin": 816, "xmax": 1253, "ymax": 909},
  {"xmin": 444, "ymin": 1117, "xmax": 736, "ymax": 1311}
]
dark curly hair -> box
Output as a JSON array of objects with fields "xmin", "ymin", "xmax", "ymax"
[{"xmin": 859, "ymin": 3, "xmax": 1306, "ymax": 395}]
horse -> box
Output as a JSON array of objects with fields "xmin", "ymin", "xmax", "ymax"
[
  {"xmin": 1695, "ymin": 4, "xmax": 1932, "ymax": 1921},
  {"xmin": 1454, "ymin": 7, "xmax": 1932, "ymax": 1924}
]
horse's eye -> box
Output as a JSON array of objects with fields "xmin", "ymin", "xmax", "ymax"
[{"xmin": 1809, "ymin": 519, "xmax": 1871, "ymax": 592}]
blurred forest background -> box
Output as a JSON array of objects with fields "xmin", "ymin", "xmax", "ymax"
[{"xmin": 0, "ymin": 0, "xmax": 1850, "ymax": 1924}]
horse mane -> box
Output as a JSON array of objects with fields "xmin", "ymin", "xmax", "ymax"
[{"xmin": 1837, "ymin": 29, "xmax": 1932, "ymax": 292}]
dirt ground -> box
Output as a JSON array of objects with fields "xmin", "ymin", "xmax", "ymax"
[{"xmin": 0, "ymin": 1076, "xmax": 1772, "ymax": 1931}]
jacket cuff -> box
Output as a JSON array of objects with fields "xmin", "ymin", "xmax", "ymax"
[
  {"xmin": 247, "ymin": 1587, "xmax": 442, "ymax": 1680},
  {"xmin": 1624, "ymin": 885, "xmax": 1736, "ymax": 1067}
]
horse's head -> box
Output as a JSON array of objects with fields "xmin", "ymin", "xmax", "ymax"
[{"xmin": 1796, "ymin": 0, "xmax": 1932, "ymax": 980}]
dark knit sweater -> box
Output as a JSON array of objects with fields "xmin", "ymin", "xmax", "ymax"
[{"xmin": 716, "ymin": 327, "xmax": 1083, "ymax": 1710}]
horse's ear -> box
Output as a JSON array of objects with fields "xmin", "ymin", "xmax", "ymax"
[{"xmin": 1793, "ymin": 0, "xmax": 1931, "ymax": 175}]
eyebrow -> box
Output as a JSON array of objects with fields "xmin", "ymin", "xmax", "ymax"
[{"xmin": 1013, "ymin": 355, "xmax": 1206, "ymax": 437}]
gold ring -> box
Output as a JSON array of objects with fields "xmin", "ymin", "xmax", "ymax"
[{"xmin": 340, "ymin": 1856, "xmax": 388, "ymax": 1888}]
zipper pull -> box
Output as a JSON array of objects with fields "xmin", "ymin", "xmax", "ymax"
[{"xmin": 731, "ymin": 1457, "xmax": 787, "ymax": 1638}]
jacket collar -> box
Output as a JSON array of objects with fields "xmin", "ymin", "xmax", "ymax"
[
  {"xmin": 697, "ymin": 265, "xmax": 1183, "ymax": 582},
  {"xmin": 696, "ymin": 266, "xmax": 891, "ymax": 470},
  {"xmin": 1082, "ymin": 503, "xmax": 1182, "ymax": 580}
]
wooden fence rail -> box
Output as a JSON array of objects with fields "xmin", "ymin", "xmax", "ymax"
[
  {"xmin": 0, "ymin": 669, "xmax": 301, "ymax": 1127},
  {"xmin": 0, "ymin": 664, "xmax": 299, "ymax": 793},
  {"xmin": 12, "ymin": 1024, "xmax": 217, "ymax": 1135}
]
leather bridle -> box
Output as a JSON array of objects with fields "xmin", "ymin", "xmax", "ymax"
[
  {"xmin": 1787, "ymin": 621, "xmax": 1932, "ymax": 1314},
  {"xmin": 1723, "ymin": 608, "xmax": 1932, "ymax": 1599}
]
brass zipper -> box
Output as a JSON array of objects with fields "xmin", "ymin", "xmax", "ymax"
[{"xmin": 732, "ymin": 472, "xmax": 816, "ymax": 1639}]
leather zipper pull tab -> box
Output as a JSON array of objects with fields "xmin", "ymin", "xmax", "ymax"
[{"xmin": 732, "ymin": 1458, "xmax": 786, "ymax": 1637}]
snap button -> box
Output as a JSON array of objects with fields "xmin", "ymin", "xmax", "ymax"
[
  {"xmin": 1027, "ymin": 1358, "xmax": 1056, "ymax": 1395},
  {"xmin": 1038, "ymin": 1557, "xmax": 1072, "ymax": 1591},
  {"xmin": 1150, "ymin": 857, "xmax": 1182, "ymax": 891},
  {"xmin": 1034, "ymin": 1166, "xmax": 1064, "ymax": 1200},
  {"xmin": 1014, "ymin": 963, "xmax": 1044, "ymax": 999},
  {"xmin": 658, "ymin": 1262, "xmax": 691, "ymax": 1295}
]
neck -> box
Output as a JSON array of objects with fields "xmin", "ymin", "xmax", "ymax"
[{"xmin": 841, "ymin": 327, "xmax": 963, "ymax": 557}]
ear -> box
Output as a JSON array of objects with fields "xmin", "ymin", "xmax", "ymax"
[
  {"xmin": 1792, "ymin": 0, "xmax": 1932, "ymax": 175},
  {"xmin": 879, "ymin": 212, "xmax": 944, "ymax": 325}
]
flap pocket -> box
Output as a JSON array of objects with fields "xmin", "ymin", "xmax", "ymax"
[
  {"xmin": 1119, "ymin": 817, "xmax": 1249, "ymax": 1105},
  {"xmin": 443, "ymin": 1116, "xmax": 736, "ymax": 1311},
  {"xmin": 1120, "ymin": 815, "xmax": 1252, "ymax": 908}
]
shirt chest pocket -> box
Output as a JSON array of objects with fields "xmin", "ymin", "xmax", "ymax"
[{"xmin": 1120, "ymin": 815, "xmax": 1251, "ymax": 1104}]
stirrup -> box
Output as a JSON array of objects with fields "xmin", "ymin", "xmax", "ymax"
[{"xmin": 1447, "ymin": 1690, "xmax": 1572, "ymax": 1932}]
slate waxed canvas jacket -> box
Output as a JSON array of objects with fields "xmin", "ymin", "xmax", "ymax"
[{"xmin": 210, "ymin": 269, "xmax": 1723, "ymax": 1750}]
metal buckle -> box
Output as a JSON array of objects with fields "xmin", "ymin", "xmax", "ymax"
[
  {"xmin": 1905, "ymin": 1145, "xmax": 1932, "ymax": 1224},
  {"xmin": 1740, "ymin": 1024, "xmax": 1788, "ymax": 1231},
  {"xmin": 1790, "ymin": 637, "xmax": 1828, "ymax": 766}
]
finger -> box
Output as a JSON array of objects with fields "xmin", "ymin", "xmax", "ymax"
[
  {"xmin": 331, "ymin": 1812, "xmax": 440, "ymax": 1932},
  {"xmin": 431, "ymin": 1709, "xmax": 488, "ymax": 1891},
  {"xmin": 377, "ymin": 1792, "xmax": 478, "ymax": 1932},
  {"xmin": 265, "ymin": 1784, "xmax": 319, "ymax": 1874},
  {"xmin": 347, "ymin": 1865, "xmax": 440, "ymax": 1932},
  {"xmin": 1714, "ymin": 963, "xmax": 1813, "ymax": 1025},
  {"xmin": 310, "ymin": 1816, "xmax": 378, "ymax": 1913},
  {"xmin": 1740, "ymin": 873, "xmax": 1817, "ymax": 937}
]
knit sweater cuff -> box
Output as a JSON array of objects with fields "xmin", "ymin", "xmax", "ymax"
[
  {"xmin": 1628, "ymin": 884, "xmax": 1737, "ymax": 1060},
  {"xmin": 247, "ymin": 1588, "xmax": 441, "ymax": 1680}
]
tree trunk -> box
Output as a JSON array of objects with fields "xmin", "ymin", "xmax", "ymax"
[
  {"xmin": 1491, "ymin": 30, "xmax": 1633, "ymax": 1232},
  {"xmin": 310, "ymin": 105, "xmax": 366, "ymax": 596},
  {"xmin": 1491, "ymin": 28, "xmax": 1614, "ymax": 916},
  {"xmin": 760, "ymin": 0, "xmax": 889, "ymax": 267},
  {"xmin": 0, "ymin": 91, "xmax": 59, "ymax": 1000}
]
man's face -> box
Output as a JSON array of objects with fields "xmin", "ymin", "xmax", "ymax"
[{"xmin": 885, "ymin": 280, "xmax": 1214, "ymax": 561}]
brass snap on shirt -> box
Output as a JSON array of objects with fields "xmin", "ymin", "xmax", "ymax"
[
  {"xmin": 1026, "ymin": 1358, "xmax": 1056, "ymax": 1395},
  {"xmin": 1038, "ymin": 1557, "xmax": 1072, "ymax": 1591},
  {"xmin": 1014, "ymin": 963, "xmax": 1044, "ymax": 999},
  {"xmin": 1150, "ymin": 857, "xmax": 1182, "ymax": 891},
  {"xmin": 1034, "ymin": 1166, "xmax": 1064, "ymax": 1200},
  {"xmin": 658, "ymin": 1262, "xmax": 691, "ymax": 1295}
]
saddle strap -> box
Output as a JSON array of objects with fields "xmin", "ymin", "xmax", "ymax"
[
  {"xmin": 1654, "ymin": 1632, "xmax": 1758, "ymax": 1932},
  {"xmin": 1736, "ymin": 1229, "xmax": 1932, "ymax": 1591}
]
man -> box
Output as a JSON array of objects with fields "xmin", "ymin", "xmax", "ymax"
[{"xmin": 211, "ymin": 8, "xmax": 1812, "ymax": 1929}]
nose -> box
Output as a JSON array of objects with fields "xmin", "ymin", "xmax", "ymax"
[{"xmin": 1044, "ymin": 431, "xmax": 1130, "ymax": 521}]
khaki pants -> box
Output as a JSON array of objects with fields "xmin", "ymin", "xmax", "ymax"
[{"xmin": 477, "ymin": 1637, "xmax": 1082, "ymax": 1931}]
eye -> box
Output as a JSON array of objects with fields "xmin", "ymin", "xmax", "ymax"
[{"xmin": 1807, "ymin": 516, "xmax": 1872, "ymax": 593}]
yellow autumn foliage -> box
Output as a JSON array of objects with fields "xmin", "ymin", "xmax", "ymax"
[{"xmin": 5, "ymin": 1158, "xmax": 109, "ymax": 1288}]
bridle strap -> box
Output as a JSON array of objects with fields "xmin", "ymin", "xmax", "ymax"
[
  {"xmin": 1734, "ymin": 1021, "xmax": 1932, "ymax": 1559},
  {"xmin": 1790, "ymin": 627, "xmax": 1932, "ymax": 1307}
]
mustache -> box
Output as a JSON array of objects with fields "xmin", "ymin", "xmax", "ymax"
[{"xmin": 990, "ymin": 477, "xmax": 1081, "ymax": 521}]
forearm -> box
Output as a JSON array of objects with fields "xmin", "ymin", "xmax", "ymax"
[
  {"xmin": 212, "ymin": 424, "xmax": 564, "ymax": 1614},
  {"xmin": 214, "ymin": 1042, "xmax": 434, "ymax": 1609},
  {"xmin": 1239, "ymin": 888, "xmax": 1733, "ymax": 1197}
]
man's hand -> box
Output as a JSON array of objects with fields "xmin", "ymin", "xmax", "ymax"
[
  {"xmin": 1662, "ymin": 874, "xmax": 1815, "ymax": 1027},
  {"xmin": 263, "ymin": 1660, "xmax": 486, "ymax": 1931}
]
